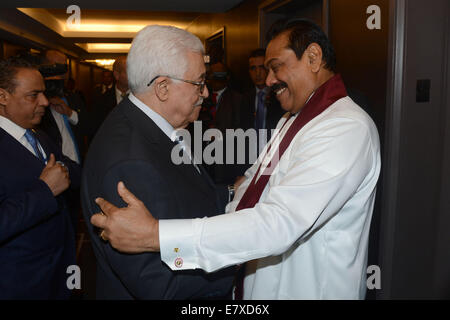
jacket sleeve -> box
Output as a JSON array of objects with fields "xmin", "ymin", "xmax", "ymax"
[
  {"xmin": 96, "ymin": 160, "xmax": 234, "ymax": 299},
  {"xmin": 0, "ymin": 179, "xmax": 58, "ymax": 243}
]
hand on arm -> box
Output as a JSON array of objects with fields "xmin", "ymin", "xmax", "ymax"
[{"xmin": 91, "ymin": 181, "xmax": 160, "ymax": 253}]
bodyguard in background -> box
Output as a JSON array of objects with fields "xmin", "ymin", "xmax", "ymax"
[{"xmin": 0, "ymin": 57, "xmax": 79, "ymax": 299}]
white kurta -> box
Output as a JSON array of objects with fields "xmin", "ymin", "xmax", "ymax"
[{"xmin": 159, "ymin": 96, "xmax": 381, "ymax": 299}]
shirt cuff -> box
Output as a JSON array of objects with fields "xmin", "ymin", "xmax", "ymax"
[
  {"xmin": 159, "ymin": 218, "xmax": 201, "ymax": 271},
  {"xmin": 68, "ymin": 110, "xmax": 78, "ymax": 124}
]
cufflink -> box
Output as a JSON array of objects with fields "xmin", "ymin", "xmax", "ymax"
[{"xmin": 174, "ymin": 257, "xmax": 183, "ymax": 268}]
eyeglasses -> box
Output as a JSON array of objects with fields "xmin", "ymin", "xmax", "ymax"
[{"xmin": 147, "ymin": 75, "xmax": 206, "ymax": 94}]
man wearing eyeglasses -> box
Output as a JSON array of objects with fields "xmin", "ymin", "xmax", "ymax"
[{"xmin": 80, "ymin": 25, "xmax": 235, "ymax": 299}]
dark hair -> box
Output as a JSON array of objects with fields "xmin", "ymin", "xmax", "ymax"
[
  {"xmin": 249, "ymin": 48, "xmax": 266, "ymax": 60},
  {"xmin": 0, "ymin": 56, "xmax": 37, "ymax": 93},
  {"xmin": 266, "ymin": 18, "xmax": 336, "ymax": 72}
]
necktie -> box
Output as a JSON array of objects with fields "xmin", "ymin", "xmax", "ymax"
[
  {"xmin": 24, "ymin": 129, "xmax": 45, "ymax": 162},
  {"xmin": 255, "ymin": 90, "xmax": 266, "ymax": 130},
  {"xmin": 62, "ymin": 114, "xmax": 80, "ymax": 163}
]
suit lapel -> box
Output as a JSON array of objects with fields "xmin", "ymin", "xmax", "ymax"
[
  {"xmin": 119, "ymin": 99, "xmax": 215, "ymax": 198},
  {"xmin": 0, "ymin": 128, "xmax": 44, "ymax": 176}
]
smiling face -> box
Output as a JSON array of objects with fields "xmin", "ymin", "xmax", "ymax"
[
  {"xmin": 265, "ymin": 31, "xmax": 318, "ymax": 114},
  {"xmin": 166, "ymin": 51, "xmax": 208, "ymax": 128},
  {"xmin": 0, "ymin": 68, "xmax": 49, "ymax": 129}
]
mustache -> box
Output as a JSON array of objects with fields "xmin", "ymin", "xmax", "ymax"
[
  {"xmin": 270, "ymin": 81, "xmax": 288, "ymax": 93},
  {"xmin": 195, "ymin": 97, "xmax": 204, "ymax": 106}
]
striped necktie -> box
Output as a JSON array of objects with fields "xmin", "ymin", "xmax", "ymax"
[{"xmin": 24, "ymin": 129, "xmax": 45, "ymax": 162}]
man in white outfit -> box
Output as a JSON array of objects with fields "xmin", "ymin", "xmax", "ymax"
[{"xmin": 91, "ymin": 19, "xmax": 381, "ymax": 300}]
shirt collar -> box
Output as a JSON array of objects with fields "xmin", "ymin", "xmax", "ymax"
[
  {"xmin": 214, "ymin": 87, "xmax": 226, "ymax": 97},
  {"xmin": 128, "ymin": 93, "xmax": 176, "ymax": 141},
  {"xmin": 0, "ymin": 115, "xmax": 27, "ymax": 141},
  {"xmin": 255, "ymin": 86, "xmax": 267, "ymax": 95}
]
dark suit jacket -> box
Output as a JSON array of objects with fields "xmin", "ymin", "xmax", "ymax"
[
  {"xmin": 240, "ymin": 87, "xmax": 285, "ymax": 134},
  {"xmin": 81, "ymin": 98, "xmax": 235, "ymax": 300},
  {"xmin": 86, "ymin": 86, "xmax": 119, "ymax": 143},
  {"xmin": 0, "ymin": 128, "xmax": 78, "ymax": 299},
  {"xmin": 214, "ymin": 87, "xmax": 243, "ymax": 133}
]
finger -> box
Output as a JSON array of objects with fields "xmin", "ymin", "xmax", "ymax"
[
  {"xmin": 46, "ymin": 153, "xmax": 56, "ymax": 167},
  {"xmin": 117, "ymin": 181, "xmax": 141, "ymax": 207},
  {"xmin": 90, "ymin": 212, "xmax": 108, "ymax": 229},
  {"xmin": 95, "ymin": 197, "xmax": 118, "ymax": 217}
]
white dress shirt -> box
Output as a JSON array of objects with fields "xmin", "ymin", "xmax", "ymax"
[
  {"xmin": 0, "ymin": 115, "xmax": 47, "ymax": 160},
  {"xmin": 128, "ymin": 93, "xmax": 200, "ymax": 173},
  {"xmin": 128, "ymin": 93, "xmax": 174, "ymax": 139},
  {"xmin": 159, "ymin": 96, "xmax": 381, "ymax": 299},
  {"xmin": 212, "ymin": 87, "xmax": 226, "ymax": 110},
  {"xmin": 50, "ymin": 107, "xmax": 79, "ymax": 163}
]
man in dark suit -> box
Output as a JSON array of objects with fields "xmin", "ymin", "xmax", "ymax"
[
  {"xmin": 240, "ymin": 49, "xmax": 285, "ymax": 153},
  {"xmin": 90, "ymin": 56, "xmax": 129, "ymax": 136},
  {"xmin": 38, "ymin": 50, "xmax": 82, "ymax": 164},
  {"xmin": 81, "ymin": 25, "xmax": 235, "ymax": 299},
  {"xmin": 0, "ymin": 57, "xmax": 80, "ymax": 299},
  {"xmin": 198, "ymin": 62, "xmax": 245, "ymax": 184},
  {"xmin": 200, "ymin": 61, "xmax": 243, "ymax": 132}
]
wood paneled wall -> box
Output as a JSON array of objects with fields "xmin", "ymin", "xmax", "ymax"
[{"xmin": 186, "ymin": 0, "xmax": 262, "ymax": 90}]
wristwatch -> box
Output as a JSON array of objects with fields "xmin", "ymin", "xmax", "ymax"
[{"xmin": 228, "ymin": 184, "xmax": 235, "ymax": 203}]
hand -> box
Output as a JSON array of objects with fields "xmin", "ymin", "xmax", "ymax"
[
  {"xmin": 234, "ymin": 175, "xmax": 246, "ymax": 191},
  {"xmin": 39, "ymin": 154, "xmax": 70, "ymax": 196},
  {"xmin": 91, "ymin": 181, "xmax": 160, "ymax": 253},
  {"xmin": 49, "ymin": 97, "xmax": 73, "ymax": 117}
]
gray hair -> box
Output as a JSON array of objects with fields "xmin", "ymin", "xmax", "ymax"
[{"xmin": 127, "ymin": 25, "xmax": 205, "ymax": 94}]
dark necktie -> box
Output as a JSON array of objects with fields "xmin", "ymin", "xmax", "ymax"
[{"xmin": 24, "ymin": 129, "xmax": 45, "ymax": 162}]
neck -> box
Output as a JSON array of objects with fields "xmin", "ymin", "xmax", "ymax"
[
  {"xmin": 316, "ymin": 70, "xmax": 335, "ymax": 91},
  {"xmin": 135, "ymin": 92, "xmax": 175, "ymax": 126}
]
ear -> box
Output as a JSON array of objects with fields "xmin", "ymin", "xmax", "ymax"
[
  {"xmin": 0, "ymin": 88, "xmax": 9, "ymax": 106},
  {"xmin": 154, "ymin": 77, "xmax": 169, "ymax": 102},
  {"xmin": 306, "ymin": 43, "xmax": 323, "ymax": 73}
]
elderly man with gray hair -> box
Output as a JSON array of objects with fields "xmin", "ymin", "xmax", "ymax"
[{"xmin": 81, "ymin": 25, "xmax": 235, "ymax": 299}]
